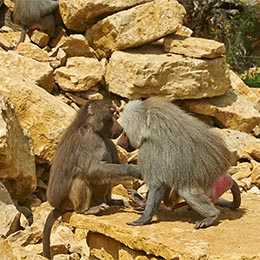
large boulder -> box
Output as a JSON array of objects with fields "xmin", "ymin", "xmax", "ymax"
[
  {"xmin": 0, "ymin": 64, "xmax": 76, "ymax": 163},
  {"xmin": 86, "ymin": 0, "xmax": 186, "ymax": 58},
  {"xmin": 0, "ymin": 98, "xmax": 36, "ymax": 200},
  {"xmin": 59, "ymin": 0, "xmax": 153, "ymax": 31},
  {"xmin": 106, "ymin": 49, "xmax": 231, "ymax": 100}
]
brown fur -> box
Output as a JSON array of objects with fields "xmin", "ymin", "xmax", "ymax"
[{"xmin": 43, "ymin": 100, "xmax": 140, "ymax": 259}]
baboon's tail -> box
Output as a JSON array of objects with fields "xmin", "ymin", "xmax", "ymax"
[
  {"xmin": 42, "ymin": 208, "xmax": 63, "ymax": 259},
  {"xmin": 217, "ymin": 179, "xmax": 241, "ymax": 210}
]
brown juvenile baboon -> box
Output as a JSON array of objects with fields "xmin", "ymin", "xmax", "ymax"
[
  {"xmin": 13, "ymin": 0, "xmax": 58, "ymax": 43},
  {"xmin": 43, "ymin": 99, "xmax": 140, "ymax": 259},
  {"xmin": 117, "ymin": 97, "xmax": 241, "ymax": 229}
]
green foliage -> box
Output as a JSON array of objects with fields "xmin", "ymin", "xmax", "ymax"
[
  {"xmin": 214, "ymin": 4, "xmax": 260, "ymax": 73},
  {"xmin": 226, "ymin": 6, "xmax": 260, "ymax": 73},
  {"xmin": 241, "ymin": 69, "xmax": 260, "ymax": 87}
]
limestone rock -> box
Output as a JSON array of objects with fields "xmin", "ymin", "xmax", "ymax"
[
  {"xmin": 0, "ymin": 32, "xmax": 29, "ymax": 50},
  {"xmin": 106, "ymin": 50, "xmax": 231, "ymax": 100},
  {"xmin": 216, "ymin": 128, "xmax": 260, "ymax": 162},
  {"xmin": 229, "ymin": 70, "xmax": 260, "ymax": 105},
  {"xmin": 251, "ymin": 163, "xmax": 260, "ymax": 187},
  {"xmin": 7, "ymin": 225, "xmax": 43, "ymax": 247},
  {"xmin": 0, "ymin": 237, "xmax": 46, "ymax": 260},
  {"xmin": 70, "ymin": 228, "xmax": 89, "ymax": 258},
  {"xmin": 0, "ymin": 183, "xmax": 21, "ymax": 236},
  {"xmin": 182, "ymin": 71, "xmax": 260, "ymax": 133},
  {"xmin": 230, "ymin": 162, "xmax": 252, "ymax": 180},
  {"xmin": 30, "ymin": 30, "xmax": 50, "ymax": 48},
  {"xmin": 59, "ymin": 0, "xmax": 153, "ymax": 32},
  {"xmin": 183, "ymin": 85, "xmax": 260, "ymax": 133},
  {"xmin": 0, "ymin": 64, "xmax": 76, "ymax": 162},
  {"xmin": 247, "ymin": 186, "xmax": 260, "ymax": 195},
  {"xmin": 86, "ymin": 0, "xmax": 186, "ymax": 58},
  {"xmin": 0, "ymin": 51, "xmax": 54, "ymax": 92},
  {"xmin": 16, "ymin": 42, "xmax": 49, "ymax": 62},
  {"xmin": 69, "ymin": 193, "xmax": 260, "ymax": 259},
  {"xmin": 0, "ymin": 98, "xmax": 36, "ymax": 200},
  {"xmin": 49, "ymin": 48, "xmax": 67, "ymax": 69},
  {"xmin": 54, "ymin": 57, "xmax": 105, "ymax": 92},
  {"xmin": 53, "ymin": 254, "xmax": 80, "ymax": 260},
  {"xmin": 54, "ymin": 34, "xmax": 97, "ymax": 58},
  {"xmin": 164, "ymin": 35, "xmax": 226, "ymax": 58}
]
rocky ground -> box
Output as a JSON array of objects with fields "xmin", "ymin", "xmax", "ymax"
[{"xmin": 67, "ymin": 192, "xmax": 260, "ymax": 259}]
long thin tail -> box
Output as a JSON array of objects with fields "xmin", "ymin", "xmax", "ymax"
[
  {"xmin": 42, "ymin": 208, "xmax": 63, "ymax": 259},
  {"xmin": 217, "ymin": 180, "xmax": 241, "ymax": 210}
]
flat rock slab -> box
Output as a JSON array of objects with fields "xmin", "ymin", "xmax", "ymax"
[{"xmin": 69, "ymin": 193, "xmax": 260, "ymax": 260}]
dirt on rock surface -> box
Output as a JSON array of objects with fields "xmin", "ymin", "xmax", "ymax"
[{"xmin": 69, "ymin": 193, "xmax": 260, "ymax": 260}]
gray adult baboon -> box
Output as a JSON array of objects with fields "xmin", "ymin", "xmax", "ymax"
[
  {"xmin": 13, "ymin": 0, "xmax": 58, "ymax": 43},
  {"xmin": 43, "ymin": 99, "xmax": 140, "ymax": 259},
  {"xmin": 118, "ymin": 96, "xmax": 240, "ymax": 228}
]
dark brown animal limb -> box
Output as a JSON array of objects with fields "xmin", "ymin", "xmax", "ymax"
[{"xmin": 42, "ymin": 209, "xmax": 63, "ymax": 260}]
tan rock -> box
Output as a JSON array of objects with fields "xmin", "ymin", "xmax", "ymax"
[
  {"xmin": 183, "ymin": 88, "xmax": 260, "ymax": 133},
  {"xmin": 50, "ymin": 225, "xmax": 73, "ymax": 256},
  {"xmin": 30, "ymin": 30, "xmax": 50, "ymax": 48},
  {"xmin": 86, "ymin": 0, "xmax": 186, "ymax": 58},
  {"xmin": 0, "ymin": 237, "xmax": 46, "ymax": 260},
  {"xmin": 0, "ymin": 51, "xmax": 54, "ymax": 92},
  {"xmin": 59, "ymin": 0, "xmax": 153, "ymax": 32},
  {"xmin": 106, "ymin": 50, "xmax": 231, "ymax": 100},
  {"xmin": 0, "ymin": 32, "xmax": 29, "ymax": 50},
  {"xmin": 112, "ymin": 184, "xmax": 129, "ymax": 198},
  {"xmin": 69, "ymin": 193, "xmax": 260, "ymax": 260},
  {"xmin": 7, "ymin": 225, "xmax": 42, "ymax": 246},
  {"xmin": 216, "ymin": 128, "xmax": 260, "ymax": 161},
  {"xmin": 16, "ymin": 42, "xmax": 49, "ymax": 62},
  {"xmin": 229, "ymin": 162, "xmax": 252, "ymax": 180},
  {"xmin": 70, "ymin": 228, "xmax": 89, "ymax": 258},
  {"xmin": 54, "ymin": 57, "xmax": 105, "ymax": 92},
  {"xmin": 247, "ymin": 186, "xmax": 260, "ymax": 195},
  {"xmin": 251, "ymin": 163, "xmax": 260, "ymax": 187},
  {"xmin": 0, "ymin": 64, "xmax": 76, "ymax": 162},
  {"xmin": 175, "ymin": 26, "xmax": 193, "ymax": 37},
  {"xmin": 229, "ymin": 70, "xmax": 260, "ymax": 104},
  {"xmin": 53, "ymin": 254, "xmax": 80, "ymax": 260},
  {"xmin": 54, "ymin": 34, "xmax": 97, "ymax": 58},
  {"xmin": 164, "ymin": 35, "xmax": 225, "ymax": 58},
  {"xmin": 49, "ymin": 48, "xmax": 67, "ymax": 68},
  {"xmin": 0, "ymin": 183, "xmax": 21, "ymax": 236},
  {"xmin": 0, "ymin": 98, "xmax": 36, "ymax": 200}
]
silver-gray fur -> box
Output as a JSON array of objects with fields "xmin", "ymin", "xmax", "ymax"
[
  {"xmin": 14, "ymin": 0, "xmax": 58, "ymax": 25},
  {"xmin": 13, "ymin": 0, "xmax": 58, "ymax": 43},
  {"xmin": 121, "ymin": 96, "xmax": 232, "ymax": 228}
]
